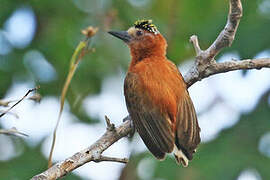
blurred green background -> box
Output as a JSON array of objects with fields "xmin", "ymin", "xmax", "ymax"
[{"xmin": 0, "ymin": 0, "xmax": 270, "ymax": 179}]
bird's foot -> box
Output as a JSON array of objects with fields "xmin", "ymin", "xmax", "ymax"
[{"xmin": 123, "ymin": 115, "xmax": 135, "ymax": 137}]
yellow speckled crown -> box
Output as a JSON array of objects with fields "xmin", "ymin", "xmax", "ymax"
[{"xmin": 134, "ymin": 19, "xmax": 159, "ymax": 34}]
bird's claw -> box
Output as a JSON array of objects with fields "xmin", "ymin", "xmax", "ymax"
[{"xmin": 123, "ymin": 115, "xmax": 135, "ymax": 137}]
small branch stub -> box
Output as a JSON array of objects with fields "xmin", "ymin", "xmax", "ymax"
[
  {"xmin": 94, "ymin": 155, "xmax": 129, "ymax": 164},
  {"xmin": 189, "ymin": 35, "xmax": 202, "ymax": 56},
  {"xmin": 105, "ymin": 115, "xmax": 115, "ymax": 131}
]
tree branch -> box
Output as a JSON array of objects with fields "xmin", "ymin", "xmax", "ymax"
[
  {"xmin": 0, "ymin": 86, "xmax": 40, "ymax": 118},
  {"xmin": 31, "ymin": 118, "xmax": 132, "ymax": 180},
  {"xmin": 205, "ymin": 0, "xmax": 242, "ymax": 60},
  {"xmin": 93, "ymin": 155, "xmax": 129, "ymax": 164},
  {"xmin": 204, "ymin": 58, "xmax": 270, "ymax": 78},
  {"xmin": 32, "ymin": 0, "xmax": 270, "ymax": 179},
  {"xmin": 185, "ymin": 0, "xmax": 243, "ymax": 87}
]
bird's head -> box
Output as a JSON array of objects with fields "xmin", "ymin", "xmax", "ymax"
[{"xmin": 108, "ymin": 20, "xmax": 167, "ymax": 60}]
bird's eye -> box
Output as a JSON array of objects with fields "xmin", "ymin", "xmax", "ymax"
[{"xmin": 136, "ymin": 30, "xmax": 143, "ymax": 36}]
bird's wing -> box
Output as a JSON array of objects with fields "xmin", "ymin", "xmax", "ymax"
[
  {"xmin": 124, "ymin": 72, "xmax": 174, "ymax": 159},
  {"xmin": 175, "ymin": 92, "xmax": 201, "ymax": 160}
]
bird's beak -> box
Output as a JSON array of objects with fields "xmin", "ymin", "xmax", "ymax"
[{"xmin": 108, "ymin": 31, "xmax": 131, "ymax": 43}]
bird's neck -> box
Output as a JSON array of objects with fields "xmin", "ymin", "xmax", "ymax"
[{"xmin": 130, "ymin": 47, "xmax": 166, "ymax": 66}]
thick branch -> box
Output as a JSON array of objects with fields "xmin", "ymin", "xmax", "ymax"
[
  {"xmin": 205, "ymin": 0, "xmax": 242, "ymax": 60},
  {"xmin": 185, "ymin": 58, "xmax": 270, "ymax": 87},
  {"xmin": 32, "ymin": 0, "xmax": 270, "ymax": 179},
  {"xmin": 31, "ymin": 119, "xmax": 132, "ymax": 180},
  {"xmin": 206, "ymin": 58, "xmax": 270, "ymax": 77},
  {"xmin": 185, "ymin": 0, "xmax": 243, "ymax": 87}
]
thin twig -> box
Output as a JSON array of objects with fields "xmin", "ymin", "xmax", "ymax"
[
  {"xmin": 0, "ymin": 110, "xmax": 19, "ymax": 119},
  {"xmin": 0, "ymin": 127, "xmax": 28, "ymax": 137},
  {"xmin": 93, "ymin": 155, "xmax": 128, "ymax": 164},
  {"xmin": 0, "ymin": 86, "xmax": 40, "ymax": 118},
  {"xmin": 0, "ymin": 93, "xmax": 42, "ymax": 108},
  {"xmin": 48, "ymin": 27, "xmax": 98, "ymax": 168}
]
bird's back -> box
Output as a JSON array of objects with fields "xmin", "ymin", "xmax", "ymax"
[{"xmin": 126, "ymin": 57, "xmax": 186, "ymax": 116}]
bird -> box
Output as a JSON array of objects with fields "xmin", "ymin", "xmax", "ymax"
[{"xmin": 108, "ymin": 19, "xmax": 201, "ymax": 167}]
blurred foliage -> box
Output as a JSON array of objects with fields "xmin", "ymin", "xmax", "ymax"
[
  {"xmin": 0, "ymin": 0, "xmax": 270, "ymax": 179},
  {"xmin": 0, "ymin": 140, "xmax": 80, "ymax": 179}
]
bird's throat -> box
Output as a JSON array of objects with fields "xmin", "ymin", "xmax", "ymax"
[{"xmin": 129, "ymin": 47, "xmax": 166, "ymax": 65}]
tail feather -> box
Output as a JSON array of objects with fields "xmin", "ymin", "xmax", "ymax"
[{"xmin": 173, "ymin": 145, "xmax": 189, "ymax": 167}]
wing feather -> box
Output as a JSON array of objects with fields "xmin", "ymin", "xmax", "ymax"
[
  {"xmin": 176, "ymin": 92, "xmax": 201, "ymax": 160},
  {"xmin": 124, "ymin": 73, "xmax": 174, "ymax": 159}
]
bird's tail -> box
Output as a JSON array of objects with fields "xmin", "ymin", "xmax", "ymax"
[{"xmin": 173, "ymin": 145, "xmax": 189, "ymax": 167}]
